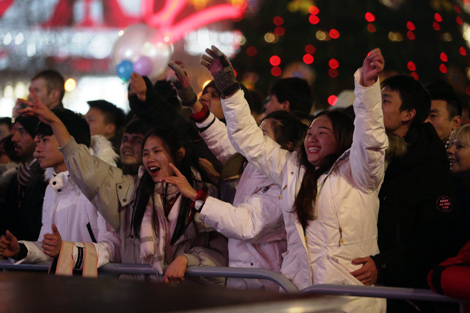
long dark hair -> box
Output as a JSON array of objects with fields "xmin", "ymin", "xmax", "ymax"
[
  {"xmin": 130, "ymin": 127, "xmax": 204, "ymax": 244},
  {"xmin": 262, "ymin": 110, "xmax": 307, "ymax": 151},
  {"xmin": 294, "ymin": 110, "xmax": 354, "ymax": 230}
]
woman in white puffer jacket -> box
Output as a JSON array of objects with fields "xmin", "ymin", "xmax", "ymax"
[
  {"xmin": 166, "ymin": 62, "xmax": 306, "ymax": 291},
  {"xmin": 195, "ymin": 47, "xmax": 388, "ymax": 312}
]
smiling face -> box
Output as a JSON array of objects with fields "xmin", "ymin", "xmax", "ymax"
[
  {"xmin": 142, "ymin": 136, "xmax": 176, "ymax": 182},
  {"xmin": 200, "ymin": 86, "xmax": 223, "ymax": 120},
  {"xmin": 447, "ymin": 137, "xmax": 470, "ymax": 173},
  {"xmin": 120, "ymin": 132, "xmax": 145, "ymax": 167},
  {"xmin": 34, "ymin": 134, "xmax": 67, "ymax": 172},
  {"xmin": 303, "ymin": 115, "xmax": 338, "ymax": 167}
]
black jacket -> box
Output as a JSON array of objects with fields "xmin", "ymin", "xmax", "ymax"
[
  {"xmin": 0, "ymin": 168, "xmax": 46, "ymax": 240},
  {"xmin": 374, "ymin": 122, "xmax": 461, "ymax": 288}
]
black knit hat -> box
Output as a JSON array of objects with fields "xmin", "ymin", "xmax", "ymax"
[{"xmin": 15, "ymin": 114, "xmax": 39, "ymax": 138}]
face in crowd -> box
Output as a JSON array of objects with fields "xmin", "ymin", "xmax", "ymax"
[
  {"xmin": 11, "ymin": 122, "xmax": 36, "ymax": 163},
  {"xmin": 200, "ymin": 85, "xmax": 224, "ymax": 120},
  {"xmin": 142, "ymin": 135, "xmax": 180, "ymax": 183}
]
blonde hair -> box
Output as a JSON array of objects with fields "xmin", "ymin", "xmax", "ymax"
[{"xmin": 450, "ymin": 124, "xmax": 470, "ymax": 147}]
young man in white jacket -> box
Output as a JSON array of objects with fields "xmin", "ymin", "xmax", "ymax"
[{"xmin": 0, "ymin": 106, "xmax": 120, "ymax": 270}]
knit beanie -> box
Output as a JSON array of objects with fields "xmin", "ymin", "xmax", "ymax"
[{"xmin": 15, "ymin": 114, "xmax": 39, "ymax": 138}]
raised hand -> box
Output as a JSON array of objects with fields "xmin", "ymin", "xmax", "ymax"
[
  {"xmin": 360, "ymin": 48, "xmax": 384, "ymax": 87},
  {"xmin": 163, "ymin": 254, "xmax": 188, "ymax": 284},
  {"xmin": 162, "ymin": 163, "xmax": 198, "ymax": 201},
  {"xmin": 0, "ymin": 230, "xmax": 20, "ymax": 258},
  {"xmin": 42, "ymin": 224, "xmax": 62, "ymax": 258},
  {"xmin": 168, "ymin": 61, "xmax": 197, "ymax": 107},
  {"xmin": 129, "ymin": 72, "xmax": 148, "ymax": 102},
  {"xmin": 17, "ymin": 87, "xmax": 60, "ymax": 126},
  {"xmin": 200, "ymin": 45, "xmax": 239, "ymax": 97}
]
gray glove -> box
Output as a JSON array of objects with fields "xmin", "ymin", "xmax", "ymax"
[
  {"xmin": 168, "ymin": 61, "xmax": 197, "ymax": 107},
  {"xmin": 200, "ymin": 45, "xmax": 240, "ymax": 97}
]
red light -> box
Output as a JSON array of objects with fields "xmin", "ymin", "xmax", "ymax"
[
  {"xmin": 455, "ymin": 5, "xmax": 461, "ymax": 13},
  {"xmin": 466, "ymin": 86, "xmax": 470, "ymax": 95},
  {"xmin": 329, "ymin": 29, "xmax": 340, "ymax": 39},
  {"xmin": 407, "ymin": 31, "xmax": 415, "ymax": 40},
  {"xmin": 440, "ymin": 52, "xmax": 448, "ymax": 62},
  {"xmin": 275, "ymin": 27, "xmax": 286, "ymax": 36},
  {"xmin": 303, "ymin": 54, "xmax": 314, "ymax": 64},
  {"xmin": 329, "ymin": 58, "xmax": 339, "ymax": 69},
  {"xmin": 328, "ymin": 95, "xmax": 338, "ymax": 106},
  {"xmin": 439, "ymin": 64, "xmax": 447, "ymax": 73},
  {"xmin": 460, "ymin": 47, "xmax": 467, "ymax": 56},
  {"xmin": 367, "ymin": 23, "xmax": 376, "ymax": 33},
  {"xmin": 465, "ymin": 0, "xmax": 469, "ymax": 5},
  {"xmin": 246, "ymin": 46, "xmax": 257, "ymax": 56},
  {"xmin": 309, "ymin": 15, "xmax": 320, "ymax": 24},
  {"xmin": 328, "ymin": 69, "xmax": 339, "ymax": 78},
  {"xmin": 270, "ymin": 55, "xmax": 281, "ymax": 66},
  {"xmin": 407, "ymin": 61, "xmax": 416, "ymax": 71},
  {"xmin": 411, "ymin": 72, "xmax": 419, "ymax": 80},
  {"xmin": 457, "ymin": 17, "xmax": 463, "ymax": 25},
  {"xmin": 305, "ymin": 44, "xmax": 316, "ymax": 54},
  {"xmin": 433, "ymin": 22, "xmax": 441, "ymax": 31},
  {"xmin": 365, "ymin": 12, "xmax": 375, "ymax": 22},
  {"xmin": 271, "ymin": 67, "xmax": 282, "ymax": 77},
  {"xmin": 234, "ymin": 69, "xmax": 238, "ymax": 78},
  {"xmin": 406, "ymin": 21, "xmax": 415, "ymax": 31},
  {"xmin": 309, "ymin": 5, "xmax": 319, "ymax": 15},
  {"xmin": 273, "ymin": 16, "xmax": 284, "ymax": 26},
  {"xmin": 435, "ymin": 13, "xmax": 443, "ymax": 22}
]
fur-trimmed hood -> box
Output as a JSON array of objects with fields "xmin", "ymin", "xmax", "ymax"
[{"xmin": 45, "ymin": 135, "xmax": 118, "ymax": 180}]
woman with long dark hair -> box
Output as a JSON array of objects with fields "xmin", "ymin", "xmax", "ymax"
[
  {"xmin": 18, "ymin": 101, "xmax": 227, "ymax": 284},
  {"xmin": 200, "ymin": 46, "xmax": 388, "ymax": 311}
]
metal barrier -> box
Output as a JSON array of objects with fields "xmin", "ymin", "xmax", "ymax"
[
  {"xmin": 0, "ymin": 260, "xmax": 298, "ymax": 293},
  {"xmin": 2, "ymin": 260, "xmax": 469, "ymax": 311},
  {"xmin": 301, "ymin": 284, "xmax": 470, "ymax": 313}
]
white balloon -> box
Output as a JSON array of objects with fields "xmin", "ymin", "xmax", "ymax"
[{"xmin": 112, "ymin": 24, "xmax": 172, "ymax": 79}]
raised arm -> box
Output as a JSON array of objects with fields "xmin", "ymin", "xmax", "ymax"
[
  {"xmin": 168, "ymin": 61, "xmax": 236, "ymax": 164},
  {"xmin": 199, "ymin": 46, "xmax": 290, "ymax": 185},
  {"xmin": 350, "ymin": 48, "xmax": 388, "ymax": 191}
]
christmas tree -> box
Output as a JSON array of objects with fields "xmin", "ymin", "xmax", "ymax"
[{"xmin": 232, "ymin": 0, "xmax": 470, "ymax": 110}]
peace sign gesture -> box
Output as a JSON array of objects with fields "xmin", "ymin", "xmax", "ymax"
[{"xmin": 163, "ymin": 163, "xmax": 198, "ymax": 201}]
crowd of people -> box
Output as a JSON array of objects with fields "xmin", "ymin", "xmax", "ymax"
[{"xmin": 0, "ymin": 46, "xmax": 469, "ymax": 312}]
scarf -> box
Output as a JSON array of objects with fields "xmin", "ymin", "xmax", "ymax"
[{"xmin": 140, "ymin": 182, "xmax": 180, "ymax": 275}]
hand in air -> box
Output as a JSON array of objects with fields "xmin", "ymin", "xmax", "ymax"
[
  {"xmin": 360, "ymin": 48, "xmax": 384, "ymax": 87},
  {"xmin": 129, "ymin": 72, "xmax": 148, "ymax": 102},
  {"xmin": 17, "ymin": 87, "xmax": 60, "ymax": 125},
  {"xmin": 168, "ymin": 61, "xmax": 197, "ymax": 107},
  {"xmin": 200, "ymin": 45, "xmax": 239, "ymax": 97}
]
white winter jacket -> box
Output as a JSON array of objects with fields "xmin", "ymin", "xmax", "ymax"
[
  {"xmin": 222, "ymin": 70, "xmax": 388, "ymax": 312},
  {"xmin": 196, "ymin": 114, "xmax": 286, "ymax": 291},
  {"xmin": 17, "ymin": 136, "xmax": 121, "ymax": 268}
]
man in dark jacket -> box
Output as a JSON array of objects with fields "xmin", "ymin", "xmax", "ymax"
[
  {"xmin": 0, "ymin": 114, "xmax": 46, "ymax": 241},
  {"xmin": 350, "ymin": 75, "xmax": 461, "ymax": 312}
]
